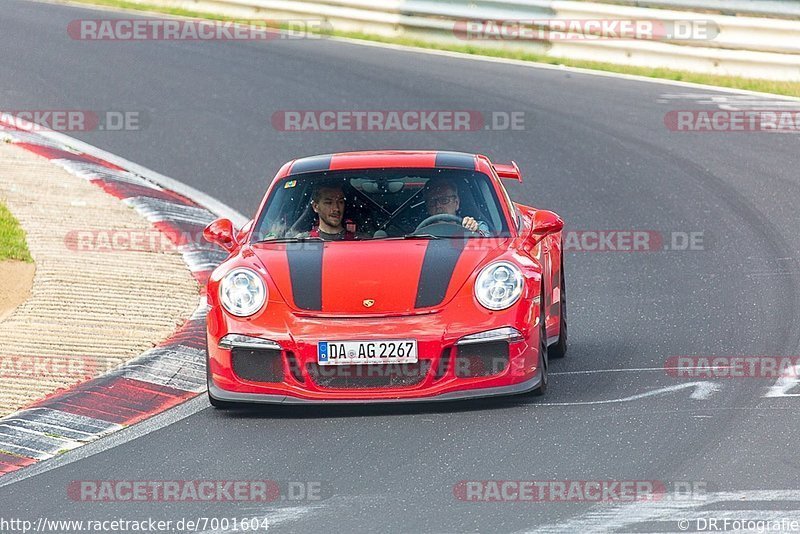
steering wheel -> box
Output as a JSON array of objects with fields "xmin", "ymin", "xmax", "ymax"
[
  {"xmin": 414, "ymin": 213, "xmax": 479, "ymax": 237},
  {"xmin": 415, "ymin": 213, "xmax": 463, "ymax": 232}
]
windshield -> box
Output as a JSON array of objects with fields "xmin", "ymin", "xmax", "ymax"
[{"xmin": 251, "ymin": 168, "xmax": 511, "ymax": 242}]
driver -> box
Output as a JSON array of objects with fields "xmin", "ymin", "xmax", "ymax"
[
  {"xmin": 422, "ymin": 178, "xmax": 489, "ymax": 235},
  {"xmin": 297, "ymin": 182, "xmax": 356, "ymax": 241}
]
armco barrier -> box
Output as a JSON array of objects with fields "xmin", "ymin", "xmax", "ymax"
[
  {"xmin": 102, "ymin": 0, "xmax": 800, "ymax": 81},
  {"xmin": 593, "ymin": 1, "xmax": 800, "ymax": 20}
]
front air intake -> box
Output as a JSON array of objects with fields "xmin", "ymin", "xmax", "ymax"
[
  {"xmin": 231, "ymin": 347, "xmax": 284, "ymax": 383},
  {"xmin": 454, "ymin": 341, "xmax": 510, "ymax": 378}
]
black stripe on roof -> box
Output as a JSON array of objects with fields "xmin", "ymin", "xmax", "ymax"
[
  {"xmin": 434, "ymin": 152, "xmax": 475, "ymax": 170},
  {"xmin": 290, "ymin": 154, "xmax": 333, "ymax": 175}
]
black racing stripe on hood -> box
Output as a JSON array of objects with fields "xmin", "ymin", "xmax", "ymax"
[
  {"xmin": 415, "ymin": 239, "xmax": 467, "ymax": 308},
  {"xmin": 434, "ymin": 152, "xmax": 475, "ymax": 169},
  {"xmin": 290, "ymin": 154, "xmax": 332, "ymax": 175},
  {"xmin": 286, "ymin": 242, "xmax": 324, "ymax": 310}
]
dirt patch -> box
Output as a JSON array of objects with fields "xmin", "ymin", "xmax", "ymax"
[{"xmin": 0, "ymin": 260, "xmax": 34, "ymax": 322}]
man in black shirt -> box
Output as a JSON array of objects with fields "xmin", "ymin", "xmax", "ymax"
[{"xmin": 297, "ymin": 182, "xmax": 356, "ymax": 241}]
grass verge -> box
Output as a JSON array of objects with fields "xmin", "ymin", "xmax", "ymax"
[
  {"xmin": 65, "ymin": 0, "xmax": 800, "ymax": 98},
  {"xmin": 0, "ymin": 201, "xmax": 33, "ymax": 263}
]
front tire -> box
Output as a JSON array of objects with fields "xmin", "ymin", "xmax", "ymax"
[
  {"xmin": 531, "ymin": 287, "xmax": 549, "ymax": 396},
  {"xmin": 207, "ymin": 390, "xmax": 237, "ymax": 410},
  {"xmin": 549, "ymin": 253, "xmax": 568, "ymax": 359}
]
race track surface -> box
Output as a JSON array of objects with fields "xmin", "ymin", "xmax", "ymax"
[{"xmin": 1, "ymin": 1, "xmax": 799, "ymax": 531}]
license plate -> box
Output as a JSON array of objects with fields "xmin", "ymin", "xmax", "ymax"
[{"xmin": 317, "ymin": 340, "xmax": 418, "ymax": 365}]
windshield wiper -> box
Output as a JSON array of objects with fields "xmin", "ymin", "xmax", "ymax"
[
  {"xmin": 255, "ymin": 236, "xmax": 324, "ymax": 244},
  {"xmin": 402, "ymin": 233, "xmax": 441, "ymax": 240}
]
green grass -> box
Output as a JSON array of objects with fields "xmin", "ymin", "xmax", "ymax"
[
  {"xmin": 0, "ymin": 201, "xmax": 32, "ymax": 263},
  {"xmin": 67, "ymin": 0, "xmax": 800, "ymax": 98}
]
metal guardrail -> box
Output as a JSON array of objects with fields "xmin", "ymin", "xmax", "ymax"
[
  {"xmin": 113, "ymin": 0, "xmax": 800, "ymax": 81},
  {"xmin": 583, "ymin": 1, "xmax": 800, "ymax": 19}
]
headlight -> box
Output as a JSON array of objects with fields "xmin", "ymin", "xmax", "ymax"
[
  {"xmin": 219, "ymin": 268, "xmax": 266, "ymax": 317},
  {"xmin": 474, "ymin": 261, "xmax": 523, "ymax": 310}
]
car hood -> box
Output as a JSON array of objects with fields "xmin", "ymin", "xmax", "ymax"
[{"xmin": 251, "ymin": 238, "xmax": 509, "ymax": 316}]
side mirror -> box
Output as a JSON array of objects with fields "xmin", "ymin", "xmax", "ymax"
[
  {"xmin": 532, "ymin": 210, "xmax": 564, "ymax": 235},
  {"xmin": 203, "ymin": 218, "xmax": 238, "ymax": 252}
]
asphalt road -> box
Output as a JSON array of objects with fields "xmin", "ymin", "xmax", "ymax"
[{"xmin": 2, "ymin": 1, "xmax": 800, "ymax": 532}]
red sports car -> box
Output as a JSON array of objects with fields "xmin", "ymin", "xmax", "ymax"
[{"xmin": 203, "ymin": 151, "xmax": 566, "ymax": 406}]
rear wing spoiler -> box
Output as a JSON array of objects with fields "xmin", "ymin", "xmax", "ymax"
[{"xmin": 493, "ymin": 161, "xmax": 522, "ymax": 182}]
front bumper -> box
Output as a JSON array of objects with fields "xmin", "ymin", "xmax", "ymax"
[
  {"xmin": 208, "ymin": 372, "xmax": 542, "ymax": 405},
  {"xmin": 207, "ymin": 286, "xmax": 543, "ymax": 403}
]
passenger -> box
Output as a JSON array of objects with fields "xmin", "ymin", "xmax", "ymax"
[{"xmin": 297, "ymin": 182, "xmax": 356, "ymax": 241}]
